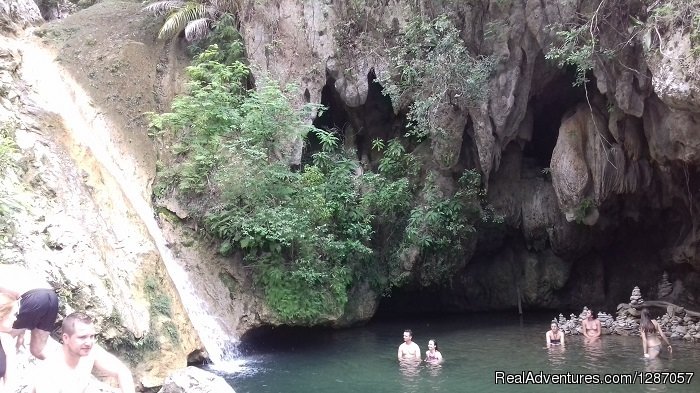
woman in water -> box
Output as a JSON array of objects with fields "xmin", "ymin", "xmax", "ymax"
[
  {"xmin": 0, "ymin": 294, "xmax": 19, "ymax": 392},
  {"xmin": 546, "ymin": 322, "xmax": 565, "ymax": 347},
  {"xmin": 640, "ymin": 308, "xmax": 672, "ymax": 359},
  {"xmin": 425, "ymin": 339, "xmax": 443, "ymax": 363}
]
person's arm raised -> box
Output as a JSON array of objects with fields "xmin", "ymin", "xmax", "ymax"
[{"xmin": 91, "ymin": 345, "xmax": 135, "ymax": 393}]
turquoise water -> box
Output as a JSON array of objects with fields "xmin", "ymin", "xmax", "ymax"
[{"xmin": 214, "ymin": 313, "xmax": 700, "ymax": 392}]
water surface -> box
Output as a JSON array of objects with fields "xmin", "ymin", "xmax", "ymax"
[{"xmin": 215, "ymin": 313, "xmax": 700, "ymax": 392}]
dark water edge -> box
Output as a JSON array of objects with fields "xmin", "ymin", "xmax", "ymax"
[{"xmin": 207, "ymin": 311, "xmax": 700, "ymax": 393}]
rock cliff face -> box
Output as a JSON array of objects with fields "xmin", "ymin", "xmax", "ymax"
[
  {"xmin": 1, "ymin": 0, "xmax": 201, "ymax": 389},
  {"xmin": 0, "ymin": 0, "xmax": 41, "ymax": 32},
  {"xmin": 236, "ymin": 0, "xmax": 700, "ymax": 317}
]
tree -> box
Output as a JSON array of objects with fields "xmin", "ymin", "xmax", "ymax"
[{"xmin": 143, "ymin": 0, "xmax": 239, "ymax": 41}]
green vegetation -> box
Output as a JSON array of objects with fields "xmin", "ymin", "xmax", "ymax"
[
  {"xmin": 0, "ymin": 122, "xmax": 18, "ymax": 247},
  {"xmin": 0, "ymin": 121, "xmax": 17, "ymax": 174},
  {"xmin": 148, "ymin": 44, "xmax": 249, "ymax": 194},
  {"xmin": 105, "ymin": 329, "xmax": 160, "ymax": 366},
  {"xmin": 162, "ymin": 320, "xmax": 181, "ymax": 345},
  {"xmin": 143, "ymin": 0, "xmax": 240, "ymax": 41},
  {"xmin": 545, "ymin": 23, "xmax": 606, "ymax": 87},
  {"xmin": 574, "ymin": 198, "xmax": 596, "ymax": 224},
  {"xmin": 645, "ymin": 0, "xmax": 700, "ymax": 56},
  {"xmin": 218, "ymin": 272, "xmax": 237, "ymax": 299},
  {"xmin": 186, "ymin": 13, "xmax": 245, "ymax": 63},
  {"xmin": 405, "ymin": 171, "xmax": 487, "ymax": 285},
  {"xmin": 546, "ymin": 0, "xmax": 700, "ymax": 89},
  {"xmin": 144, "ymin": 275, "xmax": 173, "ymax": 318},
  {"xmin": 100, "ymin": 307, "xmax": 160, "ymax": 366},
  {"xmin": 101, "ymin": 272, "xmax": 185, "ymax": 364},
  {"xmin": 150, "ymin": 20, "xmax": 498, "ymax": 322},
  {"xmin": 378, "ymin": 15, "xmax": 495, "ymax": 141}
]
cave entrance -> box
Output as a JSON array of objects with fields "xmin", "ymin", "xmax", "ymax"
[
  {"xmin": 305, "ymin": 76, "xmax": 350, "ymax": 163},
  {"xmin": 523, "ymin": 64, "xmax": 587, "ymax": 168},
  {"xmin": 307, "ymin": 70, "xmax": 397, "ymax": 166}
]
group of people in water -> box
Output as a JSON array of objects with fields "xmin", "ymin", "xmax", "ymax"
[
  {"xmin": 397, "ymin": 329, "xmax": 443, "ymax": 364},
  {"xmin": 398, "ymin": 307, "xmax": 674, "ymax": 366},
  {"xmin": 545, "ymin": 308, "xmax": 672, "ymax": 359},
  {"xmin": 0, "ymin": 265, "xmax": 135, "ymax": 393}
]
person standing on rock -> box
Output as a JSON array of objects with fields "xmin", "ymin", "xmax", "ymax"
[
  {"xmin": 0, "ymin": 265, "xmax": 59, "ymax": 360},
  {"xmin": 398, "ymin": 329, "xmax": 421, "ymax": 361},
  {"xmin": 32, "ymin": 312, "xmax": 135, "ymax": 393}
]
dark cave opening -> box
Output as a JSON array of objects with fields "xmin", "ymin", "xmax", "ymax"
[
  {"xmin": 307, "ymin": 69, "xmax": 396, "ymax": 166},
  {"xmin": 523, "ymin": 65, "xmax": 587, "ymax": 168},
  {"xmin": 306, "ymin": 75, "xmax": 349, "ymax": 162},
  {"xmin": 238, "ymin": 325, "xmax": 338, "ymax": 355}
]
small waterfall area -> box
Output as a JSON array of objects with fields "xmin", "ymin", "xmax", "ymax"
[{"xmin": 17, "ymin": 33, "xmax": 239, "ymax": 365}]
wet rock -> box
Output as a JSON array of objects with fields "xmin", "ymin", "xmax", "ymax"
[
  {"xmin": 158, "ymin": 366, "xmax": 236, "ymax": 393},
  {"xmin": 598, "ymin": 311, "xmax": 614, "ymax": 331}
]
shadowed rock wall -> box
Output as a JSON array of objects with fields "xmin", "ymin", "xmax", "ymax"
[{"xmin": 236, "ymin": 0, "xmax": 700, "ymax": 318}]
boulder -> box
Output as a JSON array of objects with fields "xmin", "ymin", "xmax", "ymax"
[{"xmin": 158, "ymin": 367, "xmax": 235, "ymax": 393}]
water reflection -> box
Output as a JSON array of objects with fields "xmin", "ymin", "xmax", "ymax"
[
  {"xmin": 546, "ymin": 345, "xmax": 566, "ymax": 370},
  {"xmin": 642, "ymin": 359, "xmax": 668, "ymax": 393},
  {"xmin": 582, "ymin": 337, "xmax": 604, "ymax": 367},
  {"xmin": 424, "ymin": 362, "xmax": 444, "ymax": 392},
  {"xmin": 398, "ymin": 360, "xmax": 444, "ymax": 392},
  {"xmin": 226, "ymin": 313, "xmax": 700, "ymax": 393},
  {"xmin": 398, "ymin": 359, "xmax": 421, "ymax": 393},
  {"xmin": 424, "ymin": 362, "xmax": 443, "ymax": 378}
]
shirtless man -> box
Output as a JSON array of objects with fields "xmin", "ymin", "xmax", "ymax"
[
  {"xmin": 397, "ymin": 329, "xmax": 421, "ymax": 361},
  {"xmin": 0, "ymin": 265, "xmax": 58, "ymax": 360},
  {"xmin": 33, "ymin": 312, "xmax": 135, "ymax": 393},
  {"xmin": 582, "ymin": 309, "xmax": 602, "ymax": 339}
]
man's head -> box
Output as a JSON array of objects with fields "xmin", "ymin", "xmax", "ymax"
[
  {"xmin": 62, "ymin": 312, "xmax": 96, "ymax": 357},
  {"xmin": 403, "ymin": 329, "xmax": 413, "ymax": 343}
]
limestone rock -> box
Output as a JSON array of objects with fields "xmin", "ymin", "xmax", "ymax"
[
  {"xmin": 550, "ymin": 105, "xmax": 598, "ymax": 223},
  {"xmin": 643, "ymin": 96, "xmax": 700, "ymax": 167},
  {"xmin": 0, "ymin": 0, "xmax": 42, "ymax": 34},
  {"xmin": 158, "ymin": 367, "xmax": 236, "ymax": 393},
  {"xmin": 629, "ymin": 286, "xmax": 644, "ymax": 306},
  {"xmin": 646, "ymin": 30, "xmax": 700, "ymax": 112}
]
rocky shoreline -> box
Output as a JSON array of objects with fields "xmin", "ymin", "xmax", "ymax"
[{"xmin": 553, "ymin": 286, "xmax": 700, "ymax": 341}]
